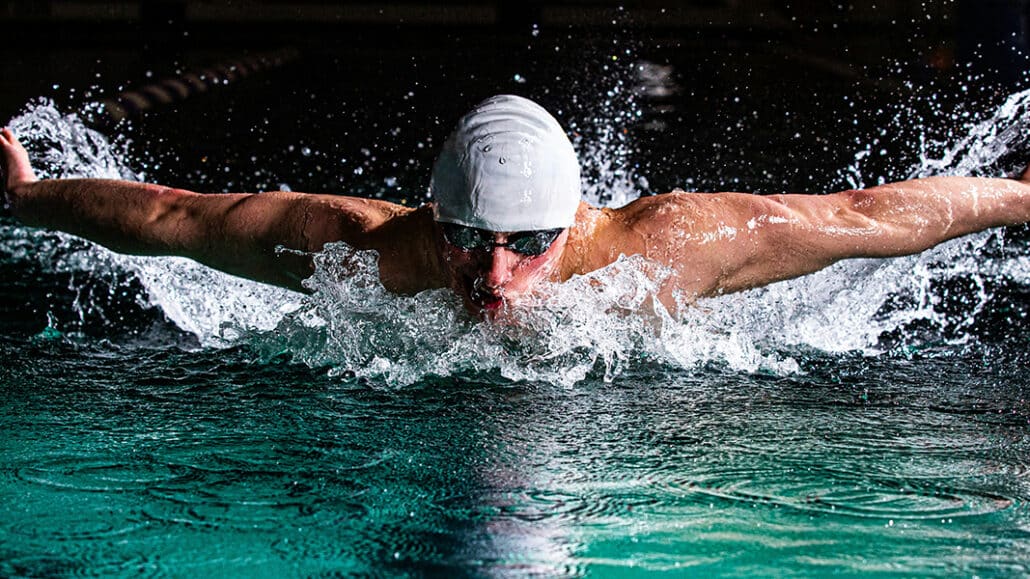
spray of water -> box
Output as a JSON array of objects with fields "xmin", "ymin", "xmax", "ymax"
[{"xmin": 2, "ymin": 87, "xmax": 1029, "ymax": 386}]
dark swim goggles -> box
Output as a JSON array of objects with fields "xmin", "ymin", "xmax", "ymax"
[{"xmin": 441, "ymin": 223, "xmax": 563, "ymax": 256}]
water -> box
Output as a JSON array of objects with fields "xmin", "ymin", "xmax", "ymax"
[{"xmin": 2, "ymin": 36, "xmax": 1030, "ymax": 576}]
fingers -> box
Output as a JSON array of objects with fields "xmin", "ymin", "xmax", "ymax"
[
  {"xmin": 0, "ymin": 127, "xmax": 21, "ymax": 152},
  {"xmin": 1, "ymin": 127, "xmax": 29, "ymax": 158},
  {"xmin": 0, "ymin": 126, "xmax": 38, "ymax": 192}
]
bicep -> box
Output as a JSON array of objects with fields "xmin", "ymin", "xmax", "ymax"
[
  {"xmin": 632, "ymin": 192, "xmax": 882, "ymax": 297},
  {"xmin": 171, "ymin": 191, "xmax": 364, "ymax": 290}
]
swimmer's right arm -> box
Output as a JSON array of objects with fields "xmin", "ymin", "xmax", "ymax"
[{"xmin": 0, "ymin": 128, "xmax": 410, "ymax": 291}]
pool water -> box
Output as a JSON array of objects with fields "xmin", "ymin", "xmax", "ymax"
[
  {"xmin": 3, "ymin": 345, "xmax": 1029, "ymax": 576},
  {"xmin": 2, "ymin": 27, "xmax": 1030, "ymax": 576}
]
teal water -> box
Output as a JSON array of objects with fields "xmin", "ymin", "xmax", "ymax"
[
  {"xmin": 3, "ymin": 35, "xmax": 1030, "ymax": 576},
  {"xmin": 2, "ymin": 341, "xmax": 1029, "ymax": 576}
]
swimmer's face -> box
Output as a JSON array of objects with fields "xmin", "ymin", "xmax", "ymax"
[{"xmin": 435, "ymin": 222, "xmax": 568, "ymax": 318}]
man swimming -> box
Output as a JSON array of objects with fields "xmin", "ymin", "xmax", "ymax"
[{"xmin": 2, "ymin": 94, "xmax": 1030, "ymax": 317}]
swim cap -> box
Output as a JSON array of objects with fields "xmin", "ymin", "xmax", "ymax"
[{"xmin": 430, "ymin": 94, "xmax": 581, "ymax": 232}]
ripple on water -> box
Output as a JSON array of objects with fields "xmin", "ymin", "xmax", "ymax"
[
  {"xmin": 663, "ymin": 464, "xmax": 1021, "ymax": 521},
  {"xmin": 15, "ymin": 455, "xmax": 195, "ymax": 492},
  {"xmin": 267, "ymin": 511, "xmax": 451, "ymax": 574},
  {"xmin": 142, "ymin": 469, "xmax": 369, "ymax": 531},
  {"xmin": 6, "ymin": 506, "xmax": 149, "ymax": 543},
  {"xmin": 0, "ymin": 551, "xmax": 159, "ymax": 579},
  {"xmin": 435, "ymin": 487, "xmax": 661, "ymax": 529}
]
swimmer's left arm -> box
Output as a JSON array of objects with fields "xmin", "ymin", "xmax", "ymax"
[
  {"xmin": 618, "ymin": 176, "xmax": 1030, "ymax": 297},
  {"xmin": 705, "ymin": 175, "xmax": 1030, "ymax": 295}
]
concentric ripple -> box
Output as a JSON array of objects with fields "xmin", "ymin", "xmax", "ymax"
[
  {"xmin": 142, "ymin": 470, "xmax": 369, "ymax": 531},
  {"xmin": 666, "ymin": 465, "xmax": 1021, "ymax": 521},
  {"xmin": 15, "ymin": 455, "xmax": 193, "ymax": 492}
]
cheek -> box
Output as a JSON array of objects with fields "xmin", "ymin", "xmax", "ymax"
[{"xmin": 515, "ymin": 253, "xmax": 557, "ymax": 279}]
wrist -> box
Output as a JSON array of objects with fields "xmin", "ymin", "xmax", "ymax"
[{"xmin": 4, "ymin": 180, "xmax": 38, "ymax": 217}]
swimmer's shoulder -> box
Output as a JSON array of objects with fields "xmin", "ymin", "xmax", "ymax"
[
  {"xmin": 320, "ymin": 194, "xmax": 418, "ymax": 230},
  {"xmin": 612, "ymin": 190, "xmax": 708, "ymax": 220},
  {"xmin": 563, "ymin": 191, "xmax": 743, "ymax": 276},
  {"xmin": 608, "ymin": 190, "xmax": 757, "ymax": 234},
  {"xmin": 287, "ymin": 193, "xmax": 425, "ymax": 250}
]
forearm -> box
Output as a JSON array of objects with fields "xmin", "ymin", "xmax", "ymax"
[
  {"xmin": 0, "ymin": 131, "xmax": 318, "ymax": 289},
  {"xmin": 8, "ymin": 178, "xmax": 198, "ymax": 255},
  {"xmin": 839, "ymin": 176, "xmax": 1030, "ymax": 256},
  {"xmin": 766, "ymin": 176, "xmax": 1030, "ymax": 260}
]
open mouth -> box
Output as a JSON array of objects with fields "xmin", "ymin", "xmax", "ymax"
[{"xmin": 469, "ymin": 282, "xmax": 504, "ymax": 311}]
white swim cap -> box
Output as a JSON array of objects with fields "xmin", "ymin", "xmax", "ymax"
[{"xmin": 430, "ymin": 94, "xmax": 581, "ymax": 231}]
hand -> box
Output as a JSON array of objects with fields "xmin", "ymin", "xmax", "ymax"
[{"xmin": 0, "ymin": 127, "xmax": 38, "ymax": 205}]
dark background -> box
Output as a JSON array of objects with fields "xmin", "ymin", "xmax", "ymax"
[{"xmin": 0, "ymin": 0, "xmax": 1027, "ymax": 199}]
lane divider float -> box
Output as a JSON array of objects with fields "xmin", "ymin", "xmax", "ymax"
[{"xmin": 96, "ymin": 47, "xmax": 300, "ymax": 123}]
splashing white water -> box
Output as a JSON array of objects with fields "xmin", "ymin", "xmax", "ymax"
[
  {"xmin": 2, "ymin": 90, "xmax": 1028, "ymax": 386},
  {"xmin": 5, "ymin": 99, "xmax": 302, "ymax": 343}
]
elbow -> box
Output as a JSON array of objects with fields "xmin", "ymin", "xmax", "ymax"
[{"xmin": 143, "ymin": 187, "xmax": 199, "ymax": 249}]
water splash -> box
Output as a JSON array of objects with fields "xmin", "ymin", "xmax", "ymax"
[
  {"xmin": 843, "ymin": 88, "xmax": 1030, "ymax": 188},
  {"xmin": 908, "ymin": 89, "xmax": 1030, "ymax": 180},
  {"xmin": 8, "ymin": 99, "xmax": 139, "ymax": 182},
  {"xmin": 246, "ymin": 247, "xmax": 679, "ymax": 386},
  {"xmin": 2, "ymin": 87, "xmax": 1028, "ymax": 386},
  {"xmin": 2, "ymin": 100, "xmax": 303, "ymax": 343},
  {"xmin": 565, "ymin": 48, "xmax": 652, "ymax": 209}
]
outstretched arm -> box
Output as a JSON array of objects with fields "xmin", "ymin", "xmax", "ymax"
[
  {"xmin": 613, "ymin": 174, "xmax": 1030, "ymax": 298},
  {"xmin": 0, "ymin": 128, "xmax": 418, "ymax": 291}
]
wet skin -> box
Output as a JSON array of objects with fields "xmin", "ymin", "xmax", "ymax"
[
  {"xmin": 433, "ymin": 223, "xmax": 569, "ymax": 318},
  {"xmin": 6, "ymin": 127, "xmax": 1030, "ymax": 320}
]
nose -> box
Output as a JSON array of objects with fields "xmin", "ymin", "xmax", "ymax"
[{"xmin": 480, "ymin": 247, "xmax": 514, "ymax": 291}]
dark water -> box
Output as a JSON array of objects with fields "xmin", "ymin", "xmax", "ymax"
[{"xmin": 3, "ymin": 21, "xmax": 1030, "ymax": 577}]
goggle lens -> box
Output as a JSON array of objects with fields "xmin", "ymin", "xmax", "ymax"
[{"xmin": 442, "ymin": 224, "xmax": 562, "ymax": 257}]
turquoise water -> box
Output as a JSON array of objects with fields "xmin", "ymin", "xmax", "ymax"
[
  {"xmin": 2, "ymin": 342, "xmax": 1029, "ymax": 575},
  {"xmin": 3, "ymin": 39, "xmax": 1030, "ymax": 575}
]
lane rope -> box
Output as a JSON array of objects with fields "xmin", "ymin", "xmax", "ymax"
[{"xmin": 96, "ymin": 47, "xmax": 300, "ymax": 123}]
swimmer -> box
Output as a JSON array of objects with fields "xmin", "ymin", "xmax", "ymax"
[{"xmin": 3, "ymin": 94, "xmax": 1030, "ymax": 317}]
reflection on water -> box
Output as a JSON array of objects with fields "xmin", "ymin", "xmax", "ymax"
[{"xmin": 1, "ymin": 345, "xmax": 1029, "ymax": 575}]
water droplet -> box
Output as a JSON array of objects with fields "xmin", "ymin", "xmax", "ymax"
[
  {"xmin": 300, "ymin": 147, "xmax": 312, "ymax": 156},
  {"xmin": 482, "ymin": 145, "xmax": 492, "ymax": 152},
  {"xmin": 499, "ymin": 157, "xmax": 506, "ymax": 164}
]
